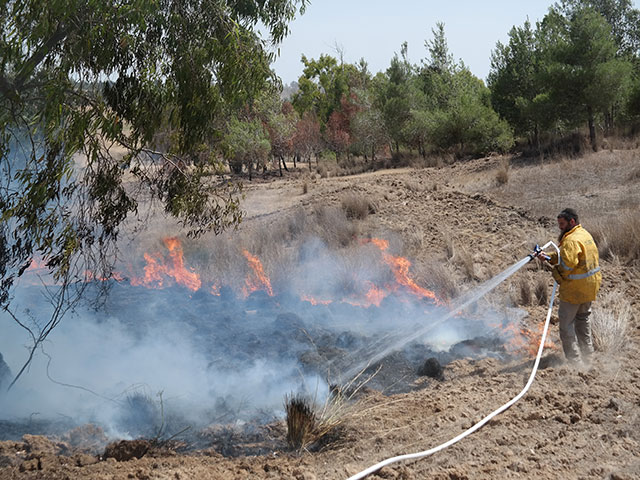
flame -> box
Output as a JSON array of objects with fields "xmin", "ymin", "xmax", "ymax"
[
  {"xmin": 301, "ymin": 294, "xmax": 332, "ymax": 306},
  {"xmin": 494, "ymin": 321, "xmax": 557, "ymax": 356},
  {"xmin": 242, "ymin": 250, "xmax": 274, "ymax": 297},
  {"xmin": 131, "ymin": 237, "xmax": 201, "ymax": 291},
  {"xmin": 365, "ymin": 238, "xmax": 443, "ymax": 305},
  {"xmin": 364, "ymin": 282, "xmax": 387, "ymax": 307},
  {"xmin": 210, "ymin": 284, "xmax": 221, "ymax": 296}
]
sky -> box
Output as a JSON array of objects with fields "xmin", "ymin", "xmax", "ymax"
[{"xmin": 269, "ymin": 0, "xmax": 558, "ymax": 84}]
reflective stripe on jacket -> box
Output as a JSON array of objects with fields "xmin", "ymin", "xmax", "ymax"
[{"xmin": 547, "ymin": 225, "xmax": 601, "ymax": 304}]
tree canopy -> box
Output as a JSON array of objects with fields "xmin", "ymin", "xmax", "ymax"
[{"xmin": 0, "ymin": 0, "xmax": 307, "ymax": 307}]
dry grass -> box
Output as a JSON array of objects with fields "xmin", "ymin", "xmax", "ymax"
[
  {"xmin": 588, "ymin": 209, "xmax": 640, "ymax": 265},
  {"xmin": 284, "ymin": 394, "xmax": 316, "ymax": 450},
  {"xmin": 313, "ymin": 205, "xmax": 359, "ymax": 247},
  {"xmin": 458, "ymin": 149, "xmax": 640, "ymax": 224},
  {"xmin": 340, "ymin": 193, "xmax": 377, "ymax": 220},
  {"xmin": 284, "ymin": 386, "xmax": 356, "ymax": 452},
  {"xmin": 518, "ymin": 276, "xmax": 532, "ymax": 306},
  {"xmin": 495, "ymin": 157, "xmax": 510, "ymax": 185},
  {"xmin": 417, "ymin": 259, "xmax": 459, "ymax": 301},
  {"xmin": 591, "ymin": 291, "xmax": 633, "ymax": 353},
  {"xmin": 534, "ymin": 277, "xmax": 549, "ymax": 306},
  {"xmin": 453, "ymin": 246, "xmax": 475, "ymax": 281}
]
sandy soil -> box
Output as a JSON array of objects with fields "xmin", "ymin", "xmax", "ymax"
[{"xmin": 2, "ymin": 152, "xmax": 639, "ymax": 479}]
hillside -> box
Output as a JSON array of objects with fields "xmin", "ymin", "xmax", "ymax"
[{"xmin": 1, "ymin": 149, "xmax": 639, "ymax": 480}]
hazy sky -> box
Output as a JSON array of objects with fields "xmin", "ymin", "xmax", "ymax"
[{"xmin": 269, "ymin": 1, "xmax": 559, "ymax": 84}]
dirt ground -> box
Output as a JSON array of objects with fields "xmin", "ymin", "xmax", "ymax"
[{"xmin": 2, "ymin": 150, "xmax": 639, "ymax": 479}]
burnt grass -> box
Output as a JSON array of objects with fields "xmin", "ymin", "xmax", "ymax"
[{"xmin": 0, "ymin": 281, "xmax": 515, "ymax": 457}]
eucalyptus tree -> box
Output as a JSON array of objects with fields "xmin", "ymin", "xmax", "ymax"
[{"xmin": 0, "ymin": 0, "xmax": 307, "ymax": 388}]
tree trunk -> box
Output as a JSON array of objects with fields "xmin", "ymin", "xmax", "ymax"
[
  {"xmin": 293, "ymin": 154, "xmax": 297, "ymax": 169},
  {"xmin": 587, "ymin": 106, "xmax": 597, "ymax": 151},
  {"xmin": 278, "ymin": 155, "xmax": 282, "ymax": 177},
  {"xmin": 281, "ymin": 155, "xmax": 289, "ymax": 172}
]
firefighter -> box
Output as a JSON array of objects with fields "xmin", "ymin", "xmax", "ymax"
[{"xmin": 537, "ymin": 208, "xmax": 602, "ymax": 365}]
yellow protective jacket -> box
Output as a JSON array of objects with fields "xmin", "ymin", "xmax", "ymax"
[{"xmin": 547, "ymin": 225, "xmax": 601, "ymax": 304}]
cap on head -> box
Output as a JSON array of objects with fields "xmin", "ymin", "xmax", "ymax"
[{"xmin": 558, "ymin": 208, "xmax": 579, "ymax": 224}]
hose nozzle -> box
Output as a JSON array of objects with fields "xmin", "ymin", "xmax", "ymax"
[{"xmin": 529, "ymin": 244, "xmax": 550, "ymax": 261}]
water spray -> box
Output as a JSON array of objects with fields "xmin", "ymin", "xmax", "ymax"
[{"xmin": 347, "ymin": 241, "xmax": 559, "ymax": 480}]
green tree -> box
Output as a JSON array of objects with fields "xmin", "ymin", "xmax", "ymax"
[
  {"xmin": 222, "ymin": 116, "xmax": 271, "ymax": 180},
  {"xmin": 539, "ymin": 7, "xmax": 633, "ymax": 148},
  {"xmin": 558, "ymin": 0, "xmax": 640, "ymax": 56},
  {"xmin": 380, "ymin": 42, "xmax": 413, "ymax": 154},
  {"xmin": 416, "ymin": 24, "xmax": 513, "ymax": 156},
  {"xmin": 488, "ymin": 20, "xmax": 545, "ymax": 143},
  {"xmin": 0, "ymin": 0, "xmax": 306, "ymax": 388}
]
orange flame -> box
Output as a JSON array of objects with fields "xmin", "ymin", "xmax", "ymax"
[
  {"xmin": 301, "ymin": 294, "xmax": 332, "ymax": 306},
  {"xmin": 366, "ymin": 238, "xmax": 443, "ymax": 305},
  {"xmin": 364, "ymin": 282, "xmax": 387, "ymax": 307},
  {"xmin": 210, "ymin": 284, "xmax": 221, "ymax": 296},
  {"xmin": 131, "ymin": 237, "xmax": 201, "ymax": 291},
  {"xmin": 242, "ymin": 250, "xmax": 274, "ymax": 297},
  {"xmin": 493, "ymin": 321, "xmax": 557, "ymax": 356}
]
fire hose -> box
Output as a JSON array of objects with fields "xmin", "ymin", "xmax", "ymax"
[{"xmin": 347, "ymin": 241, "xmax": 560, "ymax": 480}]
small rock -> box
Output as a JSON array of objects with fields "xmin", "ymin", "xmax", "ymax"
[{"xmin": 607, "ymin": 398, "xmax": 622, "ymax": 411}]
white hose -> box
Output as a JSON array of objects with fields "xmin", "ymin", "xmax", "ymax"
[{"xmin": 347, "ymin": 242, "xmax": 559, "ymax": 480}]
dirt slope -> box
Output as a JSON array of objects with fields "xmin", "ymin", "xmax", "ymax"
[{"xmin": 1, "ymin": 152, "xmax": 639, "ymax": 480}]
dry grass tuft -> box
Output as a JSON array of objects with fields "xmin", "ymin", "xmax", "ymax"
[
  {"xmin": 302, "ymin": 181, "xmax": 309, "ymax": 195},
  {"xmin": 591, "ymin": 291, "xmax": 633, "ymax": 353},
  {"xmin": 453, "ymin": 246, "xmax": 475, "ymax": 281},
  {"xmin": 417, "ymin": 259, "xmax": 459, "ymax": 301},
  {"xmin": 313, "ymin": 205, "xmax": 359, "ymax": 247},
  {"xmin": 495, "ymin": 158, "xmax": 510, "ymax": 185},
  {"xmin": 534, "ymin": 277, "xmax": 548, "ymax": 306},
  {"xmin": 588, "ymin": 210, "xmax": 640, "ymax": 264},
  {"xmin": 340, "ymin": 194, "xmax": 377, "ymax": 220},
  {"xmin": 285, "ymin": 394, "xmax": 316, "ymax": 450},
  {"xmin": 519, "ymin": 276, "xmax": 532, "ymax": 306},
  {"xmin": 284, "ymin": 387, "xmax": 355, "ymax": 452}
]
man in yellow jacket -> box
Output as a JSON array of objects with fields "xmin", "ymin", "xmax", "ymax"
[{"xmin": 539, "ymin": 208, "xmax": 602, "ymax": 364}]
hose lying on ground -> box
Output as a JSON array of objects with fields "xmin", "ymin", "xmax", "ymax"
[{"xmin": 347, "ymin": 242, "xmax": 559, "ymax": 480}]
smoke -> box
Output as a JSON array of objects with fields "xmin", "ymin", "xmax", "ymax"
[{"xmin": 0, "ymin": 231, "xmax": 528, "ymax": 441}]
